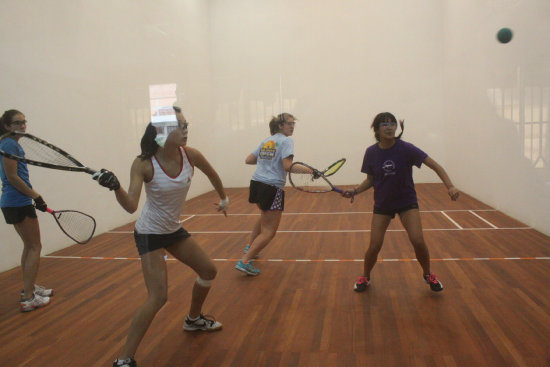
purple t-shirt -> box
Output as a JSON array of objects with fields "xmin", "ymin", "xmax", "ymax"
[{"xmin": 361, "ymin": 139, "xmax": 427, "ymax": 211}]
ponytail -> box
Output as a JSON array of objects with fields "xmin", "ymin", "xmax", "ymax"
[
  {"xmin": 396, "ymin": 120, "xmax": 404, "ymax": 140},
  {"xmin": 137, "ymin": 123, "xmax": 159, "ymax": 160}
]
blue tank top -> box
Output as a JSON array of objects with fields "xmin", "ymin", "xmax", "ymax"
[{"xmin": 0, "ymin": 137, "xmax": 33, "ymax": 207}]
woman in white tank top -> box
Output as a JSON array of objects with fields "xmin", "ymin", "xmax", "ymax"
[{"xmin": 94, "ymin": 107, "xmax": 229, "ymax": 367}]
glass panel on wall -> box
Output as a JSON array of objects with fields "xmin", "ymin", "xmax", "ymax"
[{"xmin": 150, "ymin": 84, "xmax": 178, "ymax": 124}]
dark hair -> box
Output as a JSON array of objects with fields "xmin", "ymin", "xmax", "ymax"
[
  {"xmin": 269, "ymin": 112, "xmax": 295, "ymax": 135},
  {"xmin": 370, "ymin": 112, "xmax": 404, "ymax": 142},
  {"xmin": 0, "ymin": 109, "xmax": 23, "ymax": 135},
  {"xmin": 137, "ymin": 123, "xmax": 159, "ymax": 160}
]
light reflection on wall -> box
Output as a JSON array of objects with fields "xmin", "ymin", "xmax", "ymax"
[
  {"xmin": 216, "ymin": 92, "xmax": 297, "ymax": 131},
  {"xmin": 149, "ymin": 84, "xmax": 178, "ymax": 123},
  {"xmin": 487, "ymin": 83, "xmax": 549, "ymax": 169}
]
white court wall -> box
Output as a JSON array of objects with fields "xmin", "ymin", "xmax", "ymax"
[
  {"xmin": 442, "ymin": 0, "xmax": 550, "ymax": 235},
  {"xmin": 0, "ymin": 1, "xmax": 214, "ymax": 271}
]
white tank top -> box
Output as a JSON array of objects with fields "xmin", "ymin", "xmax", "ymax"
[{"xmin": 135, "ymin": 147, "xmax": 194, "ymax": 234}]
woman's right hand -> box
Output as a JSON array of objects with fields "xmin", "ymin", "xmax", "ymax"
[
  {"xmin": 342, "ymin": 189, "xmax": 357, "ymax": 199},
  {"xmin": 92, "ymin": 169, "xmax": 120, "ymax": 191}
]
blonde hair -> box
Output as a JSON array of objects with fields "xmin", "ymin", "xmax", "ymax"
[{"xmin": 269, "ymin": 113, "xmax": 295, "ymax": 135}]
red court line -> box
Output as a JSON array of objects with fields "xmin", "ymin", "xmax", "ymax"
[
  {"xmin": 179, "ymin": 209, "xmax": 499, "ymax": 217},
  {"xmin": 43, "ymin": 256, "xmax": 550, "ymax": 262}
]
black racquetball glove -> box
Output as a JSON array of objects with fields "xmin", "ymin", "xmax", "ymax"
[
  {"xmin": 33, "ymin": 195, "xmax": 47, "ymax": 212},
  {"xmin": 93, "ymin": 169, "xmax": 120, "ymax": 191}
]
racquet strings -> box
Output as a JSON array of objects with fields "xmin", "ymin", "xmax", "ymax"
[
  {"xmin": 323, "ymin": 158, "xmax": 346, "ymax": 177},
  {"xmin": 53, "ymin": 210, "xmax": 96, "ymax": 244},
  {"xmin": 290, "ymin": 163, "xmax": 332, "ymax": 193},
  {"xmin": 18, "ymin": 136, "xmax": 82, "ymax": 168}
]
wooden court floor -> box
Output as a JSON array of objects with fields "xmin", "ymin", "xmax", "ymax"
[{"xmin": 1, "ymin": 183, "xmax": 549, "ymax": 367}]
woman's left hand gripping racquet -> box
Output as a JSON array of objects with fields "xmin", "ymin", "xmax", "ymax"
[
  {"xmin": 43, "ymin": 207, "xmax": 97, "ymax": 244},
  {"xmin": 289, "ymin": 158, "xmax": 355, "ymax": 202}
]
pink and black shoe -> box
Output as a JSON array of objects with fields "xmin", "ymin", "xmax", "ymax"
[
  {"xmin": 424, "ymin": 273, "xmax": 443, "ymax": 292},
  {"xmin": 354, "ymin": 276, "xmax": 370, "ymax": 292}
]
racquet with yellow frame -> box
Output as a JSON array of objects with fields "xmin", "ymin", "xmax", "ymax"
[{"xmin": 289, "ymin": 158, "xmax": 354, "ymax": 201}]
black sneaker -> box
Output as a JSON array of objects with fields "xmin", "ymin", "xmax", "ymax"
[
  {"xmin": 113, "ymin": 357, "xmax": 137, "ymax": 367},
  {"xmin": 354, "ymin": 276, "xmax": 370, "ymax": 292},
  {"xmin": 183, "ymin": 314, "xmax": 222, "ymax": 332},
  {"xmin": 424, "ymin": 273, "xmax": 443, "ymax": 292}
]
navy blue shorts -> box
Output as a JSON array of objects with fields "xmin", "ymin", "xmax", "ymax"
[
  {"xmin": 134, "ymin": 227, "xmax": 191, "ymax": 256},
  {"xmin": 249, "ymin": 180, "xmax": 284, "ymax": 211},
  {"xmin": 373, "ymin": 203, "xmax": 419, "ymax": 219},
  {"xmin": 1, "ymin": 205, "xmax": 37, "ymax": 225}
]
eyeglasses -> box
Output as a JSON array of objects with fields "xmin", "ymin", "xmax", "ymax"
[
  {"xmin": 380, "ymin": 121, "xmax": 397, "ymax": 127},
  {"xmin": 10, "ymin": 120, "xmax": 27, "ymax": 127},
  {"xmin": 165, "ymin": 121, "xmax": 188, "ymax": 135},
  {"xmin": 173, "ymin": 106, "xmax": 186, "ymax": 129},
  {"xmin": 178, "ymin": 121, "xmax": 189, "ymax": 130}
]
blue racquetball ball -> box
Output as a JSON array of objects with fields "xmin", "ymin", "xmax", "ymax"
[{"xmin": 497, "ymin": 28, "xmax": 513, "ymax": 44}]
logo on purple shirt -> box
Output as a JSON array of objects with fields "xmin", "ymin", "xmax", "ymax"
[{"xmin": 382, "ymin": 160, "xmax": 396, "ymax": 176}]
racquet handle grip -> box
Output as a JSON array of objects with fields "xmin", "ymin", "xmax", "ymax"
[{"xmin": 46, "ymin": 207, "xmax": 54, "ymax": 214}]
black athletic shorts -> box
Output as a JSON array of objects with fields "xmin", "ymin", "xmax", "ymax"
[
  {"xmin": 373, "ymin": 203, "xmax": 419, "ymax": 219},
  {"xmin": 249, "ymin": 180, "xmax": 285, "ymax": 211},
  {"xmin": 1, "ymin": 205, "xmax": 37, "ymax": 225},
  {"xmin": 134, "ymin": 227, "xmax": 191, "ymax": 256}
]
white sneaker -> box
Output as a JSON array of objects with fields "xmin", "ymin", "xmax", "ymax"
[
  {"xmin": 20, "ymin": 293, "xmax": 50, "ymax": 312},
  {"xmin": 183, "ymin": 314, "xmax": 222, "ymax": 331},
  {"xmin": 112, "ymin": 357, "xmax": 137, "ymax": 367},
  {"xmin": 21, "ymin": 284, "xmax": 54, "ymax": 298}
]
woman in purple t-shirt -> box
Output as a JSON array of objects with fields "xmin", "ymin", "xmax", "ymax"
[{"xmin": 343, "ymin": 112, "xmax": 459, "ymax": 293}]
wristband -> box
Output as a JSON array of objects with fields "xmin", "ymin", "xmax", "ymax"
[{"xmin": 33, "ymin": 195, "xmax": 47, "ymax": 212}]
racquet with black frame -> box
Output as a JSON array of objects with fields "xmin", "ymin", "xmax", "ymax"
[
  {"xmin": 42, "ymin": 207, "xmax": 96, "ymax": 244},
  {"xmin": 0, "ymin": 131, "xmax": 98, "ymax": 175},
  {"xmin": 289, "ymin": 158, "xmax": 355, "ymax": 202}
]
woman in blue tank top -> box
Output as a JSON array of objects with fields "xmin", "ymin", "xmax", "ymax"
[{"xmin": 1, "ymin": 109, "xmax": 53, "ymax": 313}]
